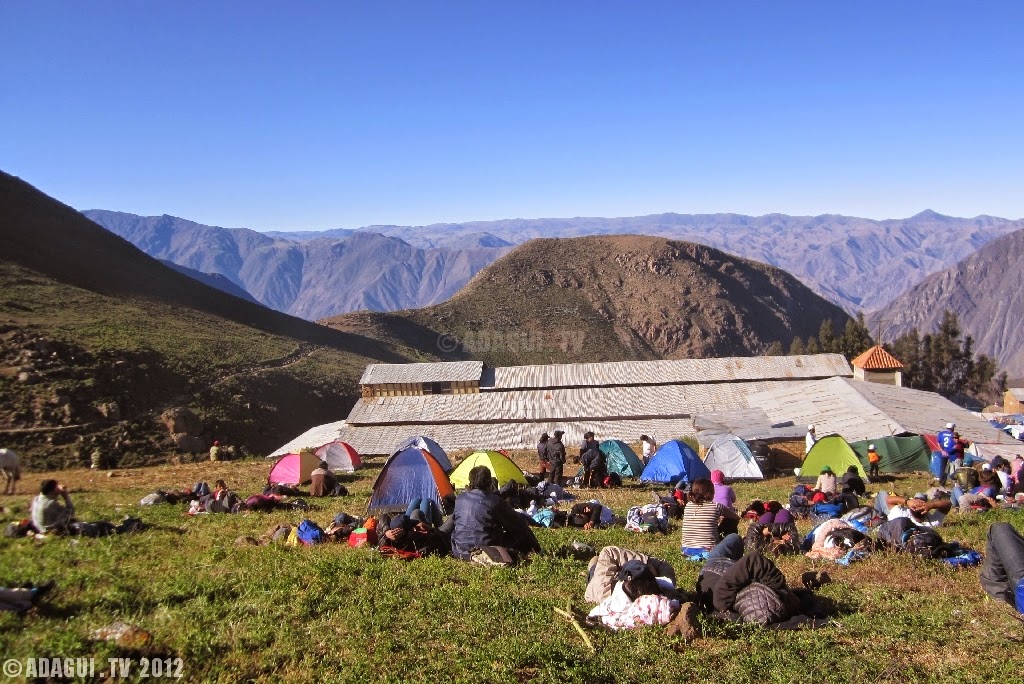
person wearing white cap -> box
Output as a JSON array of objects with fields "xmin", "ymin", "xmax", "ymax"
[
  {"xmin": 805, "ymin": 424, "xmax": 817, "ymax": 456},
  {"xmin": 934, "ymin": 422, "xmax": 957, "ymax": 486},
  {"xmin": 867, "ymin": 443, "xmax": 880, "ymax": 479}
]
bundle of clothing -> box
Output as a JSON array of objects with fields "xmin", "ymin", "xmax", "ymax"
[{"xmin": 585, "ymin": 546, "xmax": 679, "ymax": 630}]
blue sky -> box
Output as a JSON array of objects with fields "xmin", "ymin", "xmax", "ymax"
[{"xmin": 2, "ymin": 2, "xmax": 1022, "ymax": 230}]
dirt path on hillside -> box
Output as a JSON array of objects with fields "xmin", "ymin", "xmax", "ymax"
[{"xmin": 210, "ymin": 343, "xmax": 326, "ymax": 387}]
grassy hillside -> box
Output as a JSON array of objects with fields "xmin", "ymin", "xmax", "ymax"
[
  {"xmin": 2, "ymin": 460, "xmax": 1021, "ymax": 683},
  {"xmin": 0, "ymin": 172, "xmax": 409, "ymax": 469},
  {"xmin": 324, "ymin": 235, "xmax": 852, "ymax": 367}
]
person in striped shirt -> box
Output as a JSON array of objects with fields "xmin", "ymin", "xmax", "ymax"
[{"xmin": 681, "ymin": 478, "xmax": 742, "ymax": 559}]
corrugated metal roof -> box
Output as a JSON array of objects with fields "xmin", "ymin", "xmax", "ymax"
[
  {"xmin": 269, "ymin": 420, "xmax": 348, "ymax": 457},
  {"xmin": 843, "ymin": 379, "xmax": 1002, "ymax": 444},
  {"xmin": 747, "ymin": 377, "xmax": 1004, "ymax": 444},
  {"xmin": 333, "ymin": 418, "xmax": 699, "ymax": 456},
  {"xmin": 851, "ymin": 345, "xmax": 904, "ymax": 370},
  {"xmin": 485, "ymin": 354, "xmax": 852, "ymax": 390},
  {"xmin": 359, "ymin": 361, "xmax": 483, "ymax": 385},
  {"xmin": 1009, "ymin": 388, "xmax": 1024, "ymax": 401},
  {"xmin": 345, "ymin": 380, "xmax": 799, "ymax": 426},
  {"xmin": 692, "ymin": 408, "xmax": 806, "ymax": 446}
]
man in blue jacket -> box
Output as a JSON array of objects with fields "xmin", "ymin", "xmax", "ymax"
[{"xmin": 448, "ymin": 466, "xmax": 541, "ymax": 561}]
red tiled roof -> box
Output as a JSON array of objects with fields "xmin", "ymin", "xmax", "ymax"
[{"xmin": 851, "ymin": 345, "xmax": 904, "ymax": 370}]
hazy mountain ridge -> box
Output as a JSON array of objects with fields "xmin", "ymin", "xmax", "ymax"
[
  {"xmin": 83, "ymin": 210, "xmax": 511, "ymax": 320},
  {"xmin": 340, "ymin": 210, "xmax": 1022, "ymax": 312},
  {"xmin": 871, "ymin": 227, "xmax": 1024, "ymax": 379}
]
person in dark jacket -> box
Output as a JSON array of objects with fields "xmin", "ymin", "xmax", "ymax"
[
  {"xmin": 546, "ymin": 430, "xmax": 567, "ymax": 486},
  {"xmin": 580, "ymin": 432, "xmax": 605, "ymax": 488},
  {"xmin": 840, "ymin": 466, "xmax": 866, "ymax": 497},
  {"xmin": 537, "ymin": 433, "xmax": 550, "ymax": 478},
  {"xmin": 310, "ymin": 461, "xmax": 345, "ymax": 497},
  {"xmin": 568, "ymin": 502, "xmax": 604, "ymax": 529},
  {"xmin": 448, "ymin": 466, "xmax": 541, "ymax": 561}
]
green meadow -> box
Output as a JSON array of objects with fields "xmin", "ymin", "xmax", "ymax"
[{"xmin": 3, "ymin": 457, "xmax": 1023, "ymax": 683}]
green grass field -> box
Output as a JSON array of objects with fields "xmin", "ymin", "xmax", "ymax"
[{"xmin": 3, "ymin": 458, "xmax": 1023, "ymax": 684}]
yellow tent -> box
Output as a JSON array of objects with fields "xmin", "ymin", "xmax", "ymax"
[{"xmin": 450, "ymin": 451, "xmax": 528, "ymax": 489}]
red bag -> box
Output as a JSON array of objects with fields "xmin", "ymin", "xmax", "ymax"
[{"xmin": 348, "ymin": 528, "xmax": 369, "ymax": 548}]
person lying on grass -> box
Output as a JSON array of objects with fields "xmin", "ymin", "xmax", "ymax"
[{"xmin": 568, "ymin": 502, "xmax": 604, "ymax": 530}]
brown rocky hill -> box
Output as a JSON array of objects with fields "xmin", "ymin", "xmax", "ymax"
[
  {"xmin": 323, "ymin": 235, "xmax": 851, "ymax": 366},
  {"xmin": 871, "ymin": 227, "xmax": 1024, "ymax": 379},
  {"xmin": 0, "ymin": 171, "xmax": 409, "ymax": 469}
]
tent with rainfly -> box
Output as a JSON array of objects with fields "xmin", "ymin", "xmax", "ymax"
[
  {"xmin": 640, "ymin": 440, "xmax": 711, "ymax": 485},
  {"xmin": 393, "ymin": 435, "xmax": 452, "ymax": 472},
  {"xmin": 801, "ymin": 434, "xmax": 866, "ymax": 480},
  {"xmin": 704, "ymin": 435, "xmax": 763, "ymax": 480},
  {"xmin": 599, "ymin": 440, "xmax": 645, "ymax": 479},
  {"xmin": 314, "ymin": 440, "xmax": 361, "ymax": 472},
  {"xmin": 368, "ymin": 447, "xmax": 454, "ymax": 514},
  {"xmin": 449, "ymin": 451, "xmax": 527, "ymax": 489},
  {"xmin": 848, "ymin": 436, "xmax": 931, "ymax": 473},
  {"xmin": 268, "ymin": 451, "xmax": 321, "ymax": 486}
]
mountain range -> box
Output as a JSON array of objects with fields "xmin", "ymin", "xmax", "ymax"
[
  {"xmin": 872, "ymin": 227, "xmax": 1024, "ymax": 380},
  {"xmin": 82, "ymin": 210, "xmax": 510, "ymax": 321},
  {"xmin": 323, "ymin": 235, "xmax": 851, "ymax": 367},
  {"xmin": 84, "ymin": 209, "xmax": 1023, "ymax": 319}
]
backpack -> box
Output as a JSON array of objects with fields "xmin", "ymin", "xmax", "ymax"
[
  {"xmin": 295, "ymin": 519, "xmax": 325, "ymax": 546},
  {"xmin": 469, "ymin": 545, "xmax": 518, "ymax": 567},
  {"xmin": 902, "ymin": 528, "xmax": 949, "ymax": 559}
]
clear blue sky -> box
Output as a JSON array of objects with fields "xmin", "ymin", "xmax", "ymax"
[{"xmin": 2, "ymin": 2, "xmax": 1022, "ymax": 230}]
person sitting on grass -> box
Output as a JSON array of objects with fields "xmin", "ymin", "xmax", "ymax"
[
  {"xmin": 310, "ymin": 461, "xmax": 346, "ymax": 497},
  {"xmin": 840, "ymin": 466, "xmax": 866, "ymax": 497},
  {"xmin": 446, "ymin": 465, "xmax": 542, "ymax": 561},
  {"xmin": 204, "ymin": 479, "xmax": 240, "ymax": 513},
  {"xmin": 30, "ymin": 480, "xmax": 75, "ymax": 534},
  {"xmin": 680, "ymin": 478, "xmax": 741, "ymax": 559},
  {"xmin": 815, "ymin": 466, "xmax": 837, "ymax": 495},
  {"xmin": 980, "ymin": 522, "xmax": 1024, "ymax": 614}
]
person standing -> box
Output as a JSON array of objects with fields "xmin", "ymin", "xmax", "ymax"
[
  {"xmin": 546, "ymin": 430, "xmax": 567, "ymax": 486},
  {"xmin": 209, "ymin": 440, "xmax": 221, "ymax": 462},
  {"xmin": 867, "ymin": 444, "xmax": 881, "ymax": 479},
  {"xmin": 640, "ymin": 435, "xmax": 657, "ymax": 465},
  {"xmin": 580, "ymin": 431, "xmax": 604, "ymax": 487},
  {"xmin": 935, "ymin": 422, "xmax": 956, "ymax": 486},
  {"xmin": 805, "ymin": 425, "xmax": 817, "ymax": 455},
  {"xmin": 536, "ymin": 433, "xmax": 551, "ymax": 478}
]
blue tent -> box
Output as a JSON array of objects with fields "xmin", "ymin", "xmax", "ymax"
[
  {"xmin": 368, "ymin": 447, "xmax": 454, "ymax": 514},
  {"xmin": 640, "ymin": 440, "xmax": 710, "ymax": 485},
  {"xmin": 392, "ymin": 435, "xmax": 452, "ymax": 472}
]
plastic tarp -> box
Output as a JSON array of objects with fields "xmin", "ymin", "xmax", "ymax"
[
  {"xmin": 268, "ymin": 451, "xmax": 321, "ymax": 485},
  {"xmin": 640, "ymin": 440, "xmax": 711, "ymax": 485},
  {"xmin": 314, "ymin": 440, "xmax": 361, "ymax": 472},
  {"xmin": 393, "ymin": 435, "xmax": 452, "ymax": 472},
  {"xmin": 369, "ymin": 447, "xmax": 454, "ymax": 513},
  {"xmin": 849, "ymin": 435, "xmax": 931, "ymax": 473},
  {"xmin": 449, "ymin": 451, "xmax": 527, "ymax": 489},
  {"xmin": 598, "ymin": 440, "xmax": 645, "ymax": 478},
  {"xmin": 802, "ymin": 434, "xmax": 866, "ymax": 479},
  {"xmin": 704, "ymin": 435, "xmax": 763, "ymax": 480}
]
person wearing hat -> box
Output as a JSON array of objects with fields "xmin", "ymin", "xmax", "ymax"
[
  {"xmin": 814, "ymin": 466, "xmax": 837, "ymax": 495},
  {"xmin": 867, "ymin": 444, "xmax": 881, "ymax": 479},
  {"xmin": 546, "ymin": 430, "xmax": 567, "ymax": 486},
  {"xmin": 805, "ymin": 425, "xmax": 817, "ymax": 456},
  {"xmin": 935, "ymin": 422, "xmax": 956, "ymax": 486}
]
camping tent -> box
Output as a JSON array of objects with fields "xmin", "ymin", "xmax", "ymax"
[
  {"xmin": 849, "ymin": 436, "xmax": 930, "ymax": 473},
  {"xmin": 368, "ymin": 447, "xmax": 454, "ymax": 514},
  {"xmin": 268, "ymin": 451, "xmax": 321, "ymax": 485},
  {"xmin": 599, "ymin": 440, "xmax": 645, "ymax": 479},
  {"xmin": 704, "ymin": 435, "xmax": 763, "ymax": 480},
  {"xmin": 314, "ymin": 440, "xmax": 361, "ymax": 472},
  {"xmin": 640, "ymin": 440, "xmax": 711, "ymax": 485},
  {"xmin": 801, "ymin": 434, "xmax": 866, "ymax": 480},
  {"xmin": 449, "ymin": 451, "xmax": 527, "ymax": 489},
  {"xmin": 393, "ymin": 435, "xmax": 452, "ymax": 472}
]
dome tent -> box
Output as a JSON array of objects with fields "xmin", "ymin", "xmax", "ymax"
[
  {"xmin": 449, "ymin": 451, "xmax": 527, "ymax": 489},
  {"xmin": 801, "ymin": 434, "xmax": 866, "ymax": 481},
  {"xmin": 268, "ymin": 451, "xmax": 321, "ymax": 486},
  {"xmin": 369, "ymin": 447, "xmax": 454, "ymax": 515},
  {"xmin": 314, "ymin": 440, "xmax": 361, "ymax": 472},
  {"xmin": 392, "ymin": 435, "xmax": 452, "ymax": 472},
  {"xmin": 704, "ymin": 435, "xmax": 763, "ymax": 480},
  {"xmin": 640, "ymin": 440, "xmax": 710, "ymax": 485}
]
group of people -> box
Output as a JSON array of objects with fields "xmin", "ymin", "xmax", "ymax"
[{"xmin": 535, "ymin": 431, "xmax": 658, "ymax": 489}]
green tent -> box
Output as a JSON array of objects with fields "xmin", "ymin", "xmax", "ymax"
[
  {"xmin": 450, "ymin": 451, "xmax": 527, "ymax": 489},
  {"xmin": 598, "ymin": 439, "xmax": 645, "ymax": 478},
  {"xmin": 849, "ymin": 435, "xmax": 931, "ymax": 473},
  {"xmin": 801, "ymin": 434, "xmax": 866, "ymax": 479}
]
